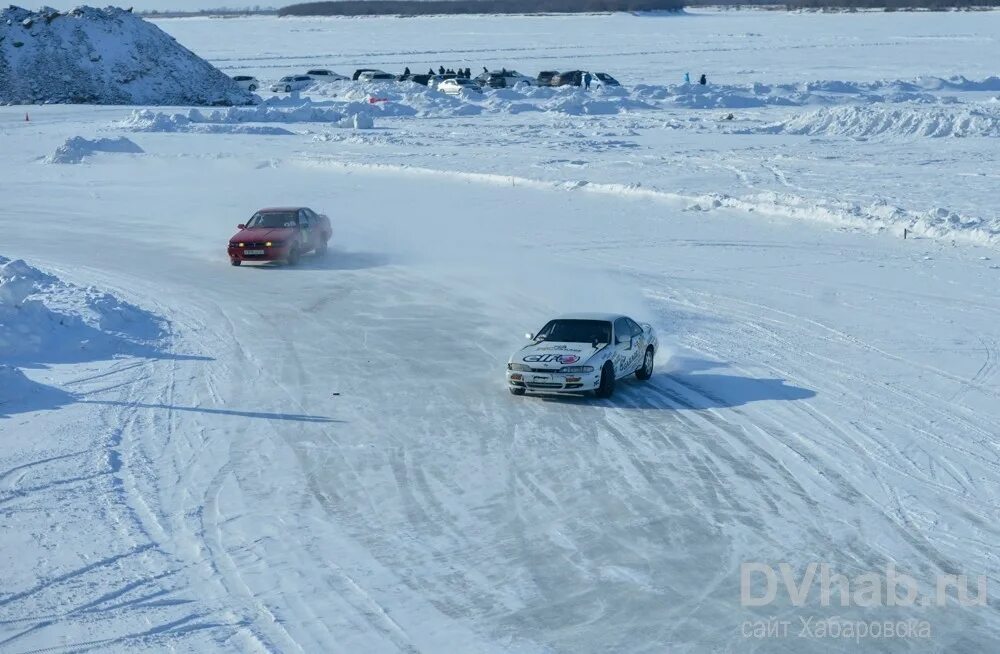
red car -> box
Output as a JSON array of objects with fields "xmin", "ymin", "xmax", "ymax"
[{"xmin": 228, "ymin": 207, "xmax": 331, "ymax": 266}]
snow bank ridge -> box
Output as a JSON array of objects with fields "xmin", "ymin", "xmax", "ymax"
[
  {"xmin": 0, "ymin": 6, "xmax": 252, "ymax": 106},
  {"xmin": 303, "ymin": 159, "xmax": 1000, "ymax": 248},
  {"xmin": 0, "ymin": 256, "xmax": 165, "ymax": 363},
  {"xmin": 119, "ymin": 105, "xmax": 376, "ymax": 133},
  {"xmin": 751, "ymin": 104, "xmax": 1000, "ymax": 138},
  {"xmin": 46, "ymin": 136, "xmax": 144, "ymax": 164},
  {"xmin": 0, "ymin": 256, "xmax": 165, "ymax": 415},
  {"xmin": 313, "ymin": 82, "xmax": 655, "ymax": 116}
]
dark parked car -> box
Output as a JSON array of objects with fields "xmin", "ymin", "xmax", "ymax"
[
  {"xmin": 594, "ymin": 72, "xmax": 620, "ymax": 87},
  {"xmin": 352, "ymin": 68, "xmax": 393, "ymax": 81},
  {"xmin": 537, "ymin": 70, "xmax": 559, "ymax": 87},
  {"xmin": 476, "ymin": 70, "xmax": 534, "ymax": 89},
  {"xmin": 399, "ymin": 73, "xmax": 432, "ymax": 86},
  {"xmin": 552, "ymin": 70, "xmax": 586, "ymax": 87}
]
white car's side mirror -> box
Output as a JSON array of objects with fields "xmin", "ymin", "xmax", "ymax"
[{"xmin": 525, "ymin": 333, "xmax": 534, "ymax": 340}]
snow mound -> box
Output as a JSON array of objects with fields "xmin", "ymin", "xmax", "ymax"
[
  {"xmin": 46, "ymin": 136, "xmax": 143, "ymax": 164},
  {"xmin": 0, "ymin": 256, "xmax": 165, "ymax": 364},
  {"xmin": 314, "ymin": 82, "xmax": 658, "ymax": 117},
  {"xmin": 300, "ymin": 74, "xmax": 1000, "ymax": 118},
  {"xmin": 0, "ymin": 255, "xmax": 162, "ymax": 416},
  {"xmin": 119, "ymin": 104, "xmax": 376, "ymax": 133},
  {"xmin": 0, "ymin": 6, "xmax": 251, "ymax": 106},
  {"xmin": 542, "ymin": 92, "xmax": 655, "ymax": 115},
  {"xmin": 753, "ymin": 104, "xmax": 1000, "ymax": 139},
  {"xmin": 627, "ymin": 75, "xmax": 988, "ymax": 109}
]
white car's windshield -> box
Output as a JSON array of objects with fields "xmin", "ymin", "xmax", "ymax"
[
  {"xmin": 247, "ymin": 211, "xmax": 297, "ymax": 228},
  {"xmin": 536, "ymin": 320, "xmax": 611, "ymax": 344}
]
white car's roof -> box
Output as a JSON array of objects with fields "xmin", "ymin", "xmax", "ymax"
[{"xmin": 553, "ymin": 312, "xmax": 624, "ymax": 322}]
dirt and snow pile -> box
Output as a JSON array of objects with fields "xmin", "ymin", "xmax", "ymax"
[
  {"xmin": 0, "ymin": 6, "xmax": 251, "ymax": 105},
  {"xmin": 46, "ymin": 136, "xmax": 144, "ymax": 163},
  {"xmin": 752, "ymin": 104, "xmax": 1000, "ymax": 138}
]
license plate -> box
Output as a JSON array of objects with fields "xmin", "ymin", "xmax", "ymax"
[
  {"xmin": 244, "ymin": 249, "xmax": 265, "ymax": 255},
  {"xmin": 532, "ymin": 374, "xmax": 551, "ymax": 382}
]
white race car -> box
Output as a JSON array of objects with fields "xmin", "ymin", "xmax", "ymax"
[{"xmin": 507, "ymin": 313, "xmax": 657, "ymax": 398}]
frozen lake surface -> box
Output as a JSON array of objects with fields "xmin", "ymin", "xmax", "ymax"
[{"xmin": 1, "ymin": 9, "xmax": 999, "ymax": 653}]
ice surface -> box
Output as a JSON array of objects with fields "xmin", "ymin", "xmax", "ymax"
[{"xmin": 2, "ymin": 9, "xmax": 1000, "ymax": 654}]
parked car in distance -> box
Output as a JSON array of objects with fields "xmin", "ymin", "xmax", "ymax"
[
  {"xmin": 426, "ymin": 73, "xmax": 458, "ymax": 89},
  {"xmin": 356, "ymin": 70, "xmax": 396, "ymax": 82},
  {"xmin": 593, "ymin": 72, "xmax": 620, "ymax": 87},
  {"xmin": 399, "ymin": 73, "xmax": 432, "ymax": 86},
  {"xmin": 437, "ymin": 78, "xmax": 482, "ymax": 95},
  {"xmin": 232, "ymin": 75, "xmax": 259, "ymax": 92},
  {"xmin": 552, "ymin": 70, "xmax": 587, "ymax": 87},
  {"xmin": 270, "ymin": 75, "xmax": 313, "ymax": 93},
  {"xmin": 353, "ymin": 68, "xmax": 393, "ymax": 81},
  {"xmin": 228, "ymin": 207, "xmax": 332, "ymax": 267},
  {"xmin": 306, "ymin": 69, "xmax": 349, "ymax": 81},
  {"xmin": 537, "ymin": 70, "xmax": 559, "ymax": 86},
  {"xmin": 477, "ymin": 70, "xmax": 535, "ymax": 89}
]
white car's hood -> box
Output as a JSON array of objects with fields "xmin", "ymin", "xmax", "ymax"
[{"xmin": 513, "ymin": 341, "xmax": 605, "ymax": 370}]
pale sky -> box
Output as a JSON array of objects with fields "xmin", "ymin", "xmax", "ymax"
[{"xmin": 22, "ymin": 2, "xmax": 276, "ymax": 11}]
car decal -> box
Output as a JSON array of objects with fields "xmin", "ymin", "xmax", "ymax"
[{"xmin": 523, "ymin": 353, "xmax": 581, "ymax": 364}]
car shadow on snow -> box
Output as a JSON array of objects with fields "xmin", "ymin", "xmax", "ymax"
[
  {"xmin": 531, "ymin": 356, "xmax": 816, "ymax": 410},
  {"xmin": 244, "ymin": 249, "xmax": 390, "ymax": 272}
]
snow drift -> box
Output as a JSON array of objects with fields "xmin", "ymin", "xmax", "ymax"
[
  {"xmin": 119, "ymin": 105, "xmax": 376, "ymax": 133},
  {"xmin": 0, "ymin": 256, "xmax": 164, "ymax": 365},
  {"xmin": 750, "ymin": 104, "xmax": 1000, "ymax": 139},
  {"xmin": 46, "ymin": 136, "xmax": 144, "ymax": 163},
  {"xmin": 0, "ymin": 6, "xmax": 251, "ymax": 106},
  {"xmin": 313, "ymin": 82, "xmax": 655, "ymax": 117}
]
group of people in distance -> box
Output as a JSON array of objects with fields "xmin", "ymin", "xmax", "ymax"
[
  {"xmin": 398, "ymin": 66, "xmax": 710, "ymax": 87},
  {"xmin": 402, "ymin": 65, "xmax": 474, "ymax": 78}
]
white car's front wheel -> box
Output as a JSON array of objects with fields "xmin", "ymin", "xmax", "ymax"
[
  {"xmin": 595, "ymin": 361, "xmax": 616, "ymax": 399},
  {"xmin": 509, "ymin": 386, "xmax": 525, "ymax": 396},
  {"xmin": 636, "ymin": 347, "xmax": 654, "ymax": 381}
]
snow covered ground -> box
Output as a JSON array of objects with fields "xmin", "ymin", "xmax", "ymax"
[{"xmin": 1, "ymin": 9, "xmax": 999, "ymax": 653}]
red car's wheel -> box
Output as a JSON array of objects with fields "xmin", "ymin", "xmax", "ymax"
[{"xmin": 231, "ymin": 259, "xmax": 241, "ymax": 266}]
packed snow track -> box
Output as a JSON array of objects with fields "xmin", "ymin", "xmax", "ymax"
[
  {"xmin": 3, "ymin": 8, "xmax": 1000, "ymax": 653},
  {"xmin": 1, "ymin": 142, "xmax": 998, "ymax": 652}
]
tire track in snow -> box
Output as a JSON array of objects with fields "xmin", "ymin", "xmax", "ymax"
[{"xmin": 647, "ymin": 283, "xmax": 1000, "ymax": 607}]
